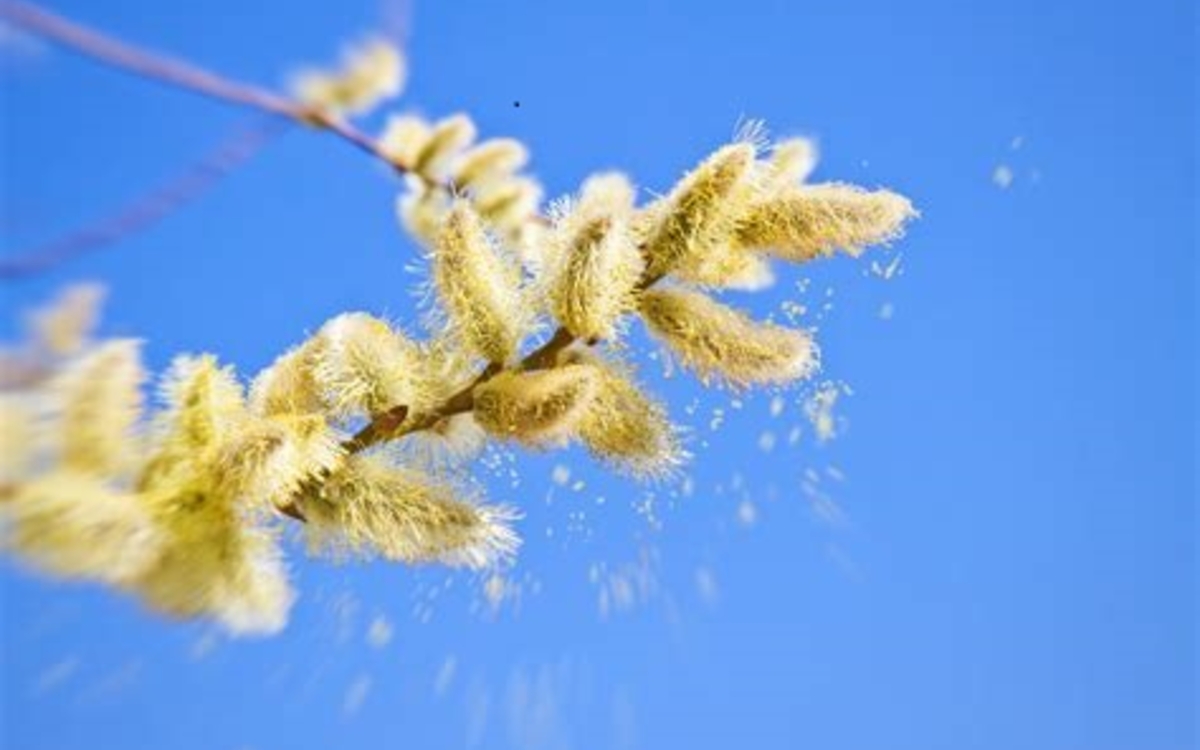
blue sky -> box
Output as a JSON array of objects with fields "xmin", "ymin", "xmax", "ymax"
[{"xmin": 1, "ymin": 1, "xmax": 1195, "ymax": 749}]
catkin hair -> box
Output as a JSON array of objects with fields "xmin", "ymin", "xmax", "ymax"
[
  {"xmin": 432, "ymin": 202, "xmax": 527, "ymax": 364},
  {"xmin": 737, "ymin": 183, "xmax": 916, "ymax": 261},
  {"xmin": 639, "ymin": 288, "xmax": 818, "ymax": 388},
  {"xmin": 472, "ymin": 365, "xmax": 599, "ymax": 445}
]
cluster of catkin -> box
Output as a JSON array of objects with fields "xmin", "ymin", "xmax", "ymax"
[{"xmin": 0, "ymin": 39, "xmax": 916, "ymax": 635}]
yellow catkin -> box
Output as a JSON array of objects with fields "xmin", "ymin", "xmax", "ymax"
[
  {"xmin": 0, "ymin": 396, "xmax": 34, "ymax": 484},
  {"xmin": 28, "ymin": 283, "xmax": 105, "ymax": 357},
  {"xmin": 292, "ymin": 38, "xmax": 406, "ymax": 117},
  {"xmin": 133, "ymin": 481, "xmax": 294, "ymax": 636},
  {"xmin": 472, "ymin": 365, "xmax": 599, "ymax": 445},
  {"xmin": 641, "ymin": 143, "xmax": 759, "ymax": 279},
  {"xmin": 310, "ymin": 312, "xmax": 428, "ymax": 418},
  {"xmin": 397, "ymin": 188, "xmax": 452, "ymax": 245},
  {"xmin": 4, "ymin": 471, "xmax": 162, "ymax": 586},
  {"xmin": 135, "ymin": 355, "xmax": 294, "ymax": 635},
  {"xmin": 565, "ymin": 351, "xmax": 684, "ymax": 478},
  {"xmin": 579, "ymin": 172, "xmax": 637, "ymax": 211},
  {"xmin": 402, "ymin": 412, "xmax": 488, "ymax": 468},
  {"xmin": 149, "ymin": 355, "xmax": 245, "ymax": 466},
  {"xmin": 413, "ymin": 114, "xmax": 477, "ymax": 180},
  {"xmin": 453, "ymin": 138, "xmax": 529, "ymax": 190},
  {"xmin": 214, "ymin": 414, "xmax": 343, "ymax": 510},
  {"xmin": 737, "ymin": 183, "xmax": 917, "ymax": 261},
  {"xmin": 548, "ymin": 173, "xmax": 643, "ymax": 340},
  {"xmin": 432, "ymin": 202, "xmax": 527, "ymax": 364},
  {"xmin": 639, "ymin": 288, "xmax": 818, "ymax": 388},
  {"xmin": 53, "ymin": 339, "xmax": 145, "ymax": 477},
  {"xmin": 713, "ymin": 252, "xmax": 776, "ymax": 291},
  {"xmin": 474, "ymin": 176, "xmax": 543, "ymax": 236},
  {"xmin": 379, "ymin": 114, "xmax": 432, "ymax": 168},
  {"xmin": 302, "ymin": 455, "xmax": 518, "ymax": 568},
  {"xmin": 765, "ymin": 137, "xmax": 819, "ymax": 188},
  {"xmin": 248, "ymin": 337, "xmax": 327, "ymax": 417}
]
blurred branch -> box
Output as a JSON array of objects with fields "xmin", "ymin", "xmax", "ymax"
[
  {"xmin": 0, "ymin": 1, "xmax": 431, "ymax": 178},
  {"xmin": 0, "ymin": 116, "xmax": 288, "ymax": 280},
  {"xmin": 0, "ymin": 1, "xmax": 296, "ymax": 115}
]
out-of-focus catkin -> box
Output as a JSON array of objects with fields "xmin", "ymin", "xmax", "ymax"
[
  {"xmin": 148, "ymin": 355, "xmax": 245, "ymax": 468},
  {"xmin": 4, "ymin": 471, "xmax": 161, "ymax": 586},
  {"xmin": 292, "ymin": 38, "xmax": 406, "ymax": 117},
  {"xmin": 28, "ymin": 283, "xmax": 105, "ymax": 357},
  {"xmin": 379, "ymin": 114, "xmax": 432, "ymax": 170},
  {"xmin": 0, "ymin": 397, "xmax": 34, "ymax": 484},
  {"xmin": 474, "ymin": 176, "xmax": 543, "ymax": 238},
  {"xmin": 413, "ymin": 114, "xmax": 476, "ymax": 180},
  {"xmin": 472, "ymin": 365, "xmax": 598, "ymax": 445},
  {"xmin": 454, "ymin": 138, "xmax": 529, "ymax": 190},
  {"xmin": 639, "ymin": 288, "xmax": 818, "ymax": 388},
  {"xmin": 432, "ymin": 202, "xmax": 527, "ymax": 364},
  {"xmin": 737, "ymin": 183, "xmax": 916, "ymax": 261},
  {"xmin": 135, "ymin": 355, "xmax": 294, "ymax": 635},
  {"xmin": 53, "ymin": 339, "xmax": 145, "ymax": 476}
]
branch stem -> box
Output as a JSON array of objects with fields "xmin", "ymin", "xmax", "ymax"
[{"xmin": 0, "ymin": 1, "xmax": 432, "ymax": 181}]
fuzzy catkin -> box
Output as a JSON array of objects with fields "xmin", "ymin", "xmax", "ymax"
[
  {"xmin": 291, "ymin": 38, "xmax": 405, "ymax": 117},
  {"xmin": 737, "ymin": 183, "xmax": 916, "ymax": 261},
  {"xmin": 310, "ymin": 312, "xmax": 428, "ymax": 418},
  {"xmin": 148, "ymin": 355, "xmax": 245, "ymax": 469},
  {"xmin": 454, "ymin": 138, "xmax": 529, "ymax": 190},
  {"xmin": 566, "ymin": 352, "xmax": 683, "ymax": 478},
  {"xmin": 547, "ymin": 173, "xmax": 643, "ymax": 340},
  {"xmin": 248, "ymin": 338, "xmax": 327, "ymax": 417},
  {"xmin": 135, "ymin": 355, "xmax": 294, "ymax": 635},
  {"xmin": 472, "ymin": 365, "xmax": 599, "ymax": 445},
  {"xmin": 765, "ymin": 137, "xmax": 819, "ymax": 188},
  {"xmin": 4, "ymin": 471, "xmax": 162, "ymax": 586},
  {"xmin": 639, "ymin": 288, "xmax": 817, "ymax": 388},
  {"xmin": 432, "ymin": 202, "xmax": 527, "ymax": 364},
  {"xmin": 641, "ymin": 143, "xmax": 759, "ymax": 279},
  {"xmin": 53, "ymin": 339, "xmax": 145, "ymax": 476},
  {"xmin": 474, "ymin": 176, "xmax": 543, "ymax": 237},
  {"xmin": 0, "ymin": 396, "xmax": 33, "ymax": 484},
  {"xmin": 413, "ymin": 114, "xmax": 477, "ymax": 180},
  {"xmin": 28, "ymin": 283, "xmax": 105, "ymax": 356},
  {"xmin": 133, "ymin": 480, "xmax": 294, "ymax": 636},
  {"xmin": 302, "ymin": 455, "xmax": 517, "ymax": 568},
  {"xmin": 379, "ymin": 114, "xmax": 432, "ymax": 169},
  {"xmin": 214, "ymin": 413, "xmax": 343, "ymax": 510}
]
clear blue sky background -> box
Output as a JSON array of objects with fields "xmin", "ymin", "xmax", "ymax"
[{"xmin": 1, "ymin": 1, "xmax": 1195, "ymax": 748}]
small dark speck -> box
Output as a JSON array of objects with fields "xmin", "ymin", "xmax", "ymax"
[{"xmin": 513, "ymin": 101, "xmax": 520, "ymax": 108}]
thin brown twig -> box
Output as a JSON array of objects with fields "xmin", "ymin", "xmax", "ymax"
[
  {"xmin": 0, "ymin": 116, "xmax": 289, "ymax": 280},
  {"xmin": 0, "ymin": 1, "xmax": 296, "ymax": 116},
  {"xmin": 0, "ymin": 1, "xmax": 438, "ymax": 183}
]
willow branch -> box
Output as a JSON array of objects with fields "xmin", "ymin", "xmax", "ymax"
[
  {"xmin": 0, "ymin": 116, "xmax": 288, "ymax": 280},
  {"xmin": 0, "ymin": 1, "xmax": 296, "ymax": 115},
  {"xmin": 0, "ymin": 1, "xmax": 439, "ymax": 184},
  {"xmin": 341, "ymin": 270, "xmax": 668, "ymax": 455}
]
